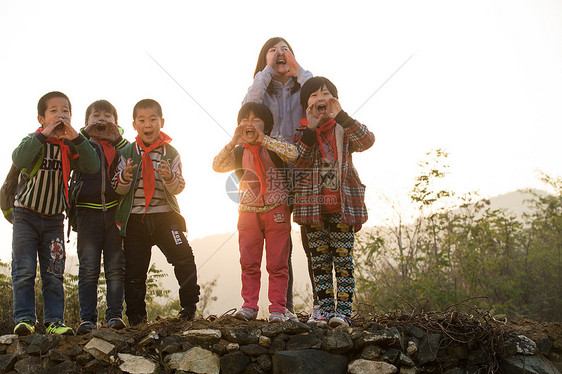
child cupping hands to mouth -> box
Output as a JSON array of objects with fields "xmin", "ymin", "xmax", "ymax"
[{"xmin": 213, "ymin": 102, "xmax": 297, "ymax": 323}]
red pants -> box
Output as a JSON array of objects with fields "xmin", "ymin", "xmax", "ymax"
[{"xmin": 237, "ymin": 204, "xmax": 291, "ymax": 313}]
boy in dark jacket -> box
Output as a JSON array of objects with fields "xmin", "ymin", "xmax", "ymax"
[
  {"xmin": 70, "ymin": 100, "xmax": 128, "ymax": 334},
  {"xmin": 11, "ymin": 91, "xmax": 99, "ymax": 336}
]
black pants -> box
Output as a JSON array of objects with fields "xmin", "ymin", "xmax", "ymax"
[{"xmin": 124, "ymin": 212, "xmax": 200, "ymax": 320}]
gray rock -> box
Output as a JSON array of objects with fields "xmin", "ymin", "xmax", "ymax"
[
  {"xmin": 348, "ymin": 359, "xmax": 398, "ymax": 374},
  {"xmin": 361, "ymin": 345, "xmax": 383, "ymax": 360},
  {"xmin": 220, "ymin": 351, "xmax": 250, "ymax": 374},
  {"xmin": 225, "ymin": 327, "xmax": 261, "ymax": 344},
  {"xmin": 226, "ymin": 342, "xmax": 240, "ymax": 352},
  {"xmin": 415, "ymin": 333, "xmax": 441, "ymax": 365},
  {"xmin": 257, "ymin": 354, "xmax": 272, "ymax": 371},
  {"xmin": 500, "ymin": 355, "xmax": 561, "ymax": 374},
  {"xmin": 84, "ymin": 359, "xmax": 105, "ymax": 373},
  {"xmin": 258, "ymin": 335, "xmax": 271, "ymax": 348},
  {"xmin": 68, "ymin": 345, "xmax": 83, "ymax": 358},
  {"xmin": 92, "ymin": 328, "xmax": 134, "ymax": 344},
  {"xmin": 400, "ymin": 367, "xmax": 418, "ymax": 374},
  {"xmin": 13, "ymin": 356, "xmax": 42, "ymax": 374},
  {"xmin": 75, "ymin": 353, "xmax": 94, "ymax": 366},
  {"xmin": 44, "ymin": 361, "xmax": 82, "ymax": 374},
  {"xmin": 406, "ymin": 338, "xmax": 418, "ymax": 356},
  {"xmin": 538, "ymin": 338, "xmax": 553, "ymax": 356},
  {"xmin": 261, "ymin": 320, "xmax": 310, "ymax": 337},
  {"xmin": 322, "ymin": 330, "xmax": 354, "ymax": 354},
  {"xmin": 210, "ymin": 343, "xmax": 226, "ymax": 355},
  {"xmin": 0, "ymin": 354, "xmax": 17, "ymax": 372},
  {"xmin": 286, "ymin": 334, "xmax": 321, "ymax": 350},
  {"xmin": 0, "ymin": 335, "xmax": 18, "ymax": 345},
  {"xmin": 84, "ymin": 337, "xmax": 117, "ymax": 362},
  {"xmin": 183, "ymin": 329, "xmax": 222, "ymax": 345},
  {"xmin": 240, "ymin": 343, "xmax": 268, "ymax": 356},
  {"xmin": 272, "ymin": 349, "xmax": 347, "ymax": 374},
  {"xmin": 268, "ymin": 335, "xmax": 287, "ymax": 354},
  {"xmin": 26, "ymin": 334, "xmax": 61, "ymax": 355},
  {"xmin": 389, "ymin": 327, "xmax": 405, "ymax": 350},
  {"xmin": 166, "ymin": 346, "xmax": 220, "ymax": 374},
  {"xmin": 245, "ymin": 363, "xmax": 266, "ymax": 374},
  {"xmin": 159, "ymin": 335, "xmax": 184, "ymax": 354},
  {"xmin": 515, "ymin": 335, "xmax": 538, "ymax": 355},
  {"xmin": 48, "ymin": 349, "xmax": 70, "ymax": 363},
  {"xmin": 118, "ymin": 353, "xmax": 158, "ymax": 374},
  {"xmin": 381, "ymin": 348, "xmax": 401, "ymax": 364},
  {"xmin": 360, "ymin": 330, "xmax": 399, "ymax": 347},
  {"xmin": 403, "ymin": 325, "xmax": 425, "ymax": 340},
  {"xmin": 397, "ymin": 352, "xmax": 416, "ymax": 366}
]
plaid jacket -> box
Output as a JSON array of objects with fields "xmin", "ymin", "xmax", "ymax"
[{"xmin": 293, "ymin": 111, "xmax": 374, "ymax": 229}]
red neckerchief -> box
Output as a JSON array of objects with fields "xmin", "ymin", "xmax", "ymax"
[
  {"xmin": 36, "ymin": 128, "xmax": 78, "ymax": 204},
  {"xmin": 300, "ymin": 118, "xmax": 338, "ymax": 162},
  {"xmin": 135, "ymin": 132, "xmax": 172, "ymax": 213},
  {"xmin": 93, "ymin": 138, "xmax": 116, "ymax": 178},
  {"xmin": 243, "ymin": 143, "xmax": 268, "ymax": 199}
]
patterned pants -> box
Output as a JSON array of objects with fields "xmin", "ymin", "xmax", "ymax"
[{"xmin": 304, "ymin": 212, "xmax": 355, "ymax": 317}]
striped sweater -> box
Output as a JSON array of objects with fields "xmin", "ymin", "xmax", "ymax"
[{"xmin": 12, "ymin": 132, "xmax": 100, "ymax": 215}]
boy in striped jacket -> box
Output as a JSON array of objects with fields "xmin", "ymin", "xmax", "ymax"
[
  {"xmin": 11, "ymin": 91, "xmax": 100, "ymax": 336},
  {"xmin": 293, "ymin": 77, "xmax": 375, "ymax": 327}
]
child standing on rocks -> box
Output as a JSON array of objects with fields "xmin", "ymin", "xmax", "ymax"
[
  {"xmin": 213, "ymin": 102, "xmax": 296, "ymax": 323},
  {"xmin": 293, "ymin": 77, "xmax": 375, "ymax": 327}
]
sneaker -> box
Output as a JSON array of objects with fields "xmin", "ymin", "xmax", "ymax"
[
  {"xmin": 128, "ymin": 314, "xmax": 148, "ymax": 326},
  {"xmin": 234, "ymin": 307, "xmax": 258, "ymax": 321},
  {"xmin": 307, "ymin": 305, "xmax": 327, "ymax": 327},
  {"xmin": 328, "ymin": 313, "xmax": 351, "ymax": 328},
  {"xmin": 179, "ymin": 304, "xmax": 197, "ymax": 321},
  {"xmin": 269, "ymin": 311, "xmax": 286, "ymax": 323},
  {"xmin": 107, "ymin": 317, "xmax": 126, "ymax": 330},
  {"xmin": 76, "ymin": 320, "xmax": 95, "ymax": 335},
  {"xmin": 285, "ymin": 308, "xmax": 299, "ymax": 322},
  {"xmin": 46, "ymin": 321, "xmax": 74, "ymax": 335},
  {"xmin": 14, "ymin": 320, "xmax": 35, "ymax": 336}
]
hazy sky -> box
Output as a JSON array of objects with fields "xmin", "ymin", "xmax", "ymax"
[{"xmin": 1, "ymin": 0, "xmax": 561, "ymax": 263}]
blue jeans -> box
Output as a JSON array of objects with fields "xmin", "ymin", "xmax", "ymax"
[
  {"xmin": 11, "ymin": 207, "xmax": 66, "ymax": 324},
  {"xmin": 76, "ymin": 207, "xmax": 124, "ymax": 322}
]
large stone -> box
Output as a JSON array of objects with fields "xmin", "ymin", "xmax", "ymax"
[
  {"xmin": 500, "ymin": 355, "xmax": 561, "ymax": 374},
  {"xmin": 348, "ymin": 359, "xmax": 398, "ymax": 374},
  {"xmin": 261, "ymin": 320, "xmax": 311, "ymax": 337},
  {"xmin": 415, "ymin": 333, "xmax": 441, "ymax": 365},
  {"xmin": 6, "ymin": 339, "xmax": 25, "ymax": 355},
  {"xmin": 0, "ymin": 353, "xmax": 17, "ymax": 372},
  {"xmin": 515, "ymin": 335, "xmax": 538, "ymax": 355},
  {"xmin": 322, "ymin": 330, "xmax": 354, "ymax": 354},
  {"xmin": 259, "ymin": 335, "xmax": 272, "ymax": 348},
  {"xmin": 272, "ymin": 349, "xmax": 347, "ymax": 374},
  {"xmin": 246, "ymin": 362, "xmax": 266, "ymax": 374},
  {"xmin": 13, "ymin": 356, "xmax": 42, "ymax": 374},
  {"xmin": 361, "ymin": 345, "xmax": 383, "ymax": 360},
  {"xmin": 48, "ymin": 348, "xmax": 71, "ymax": 363},
  {"xmin": 240, "ymin": 343, "xmax": 269, "ymax": 356},
  {"xmin": 360, "ymin": 330, "xmax": 399, "ymax": 348},
  {"xmin": 159, "ymin": 335, "xmax": 184, "ymax": 354},
  {"xmin": 44, "ymin": 361, "xmax": 82, "ymax": 374},
  {"xmin": 84, "ymin": 336, "xmax": 117, "ymax": 362},
  {"xmin": 26, "ymin": 334, "xmax": 61, "ymax": 355},
  {"xmin": 166, "ymin": 346, "xmax": 220, "ymax": 374},
  {"xmin": 403, "ymin": 325, "xmax": 425, "ymax": 340},
  {"xmin": 0, "ymin": 334, "xmax": 18, "ymax": 345},
  {"xmin": 219, "ymin": 351, "xmax": 250, "ymax": 374},
  {"xmin": 183, "ymin": 329, "xmax": 222, "ymax": 344},
  {"xmin": 286, "ymin": 334, "xmax": 322, "ymax": 350},
  {"xmin": 257, "ymin": 354, "xmax": 272, "ymax": 371},
  {"xmin": 92, "ymin": 328, "xmax": 134, "ymax": 345},
  {"xmin": 225, "ymin": 327, "xmax": 261, "ymax": 344},
  {"xmin": 118, "ymin": 353, "xmax": 158, "ymax": 374}
]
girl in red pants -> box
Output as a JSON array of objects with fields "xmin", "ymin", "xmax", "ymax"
[{"xmin": 213, "ymin": 102, "xmax": 297, "ymax": 323}]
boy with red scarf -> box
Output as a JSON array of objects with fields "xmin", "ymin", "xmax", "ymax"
[
  {"xmin": 70, "ymin": 100, "xmax": 128, "ymax": 334},
  {"xmin": 11, "ymin": 91, "xmax": 99, "ymax": 336},
  {"xmin": 294, "ymin": 77, "xmax": 375, "ymax": 327},
  {"xmin": 112, "ymin": 99, "xmax": 199, "ymax": 325},
  {"xmin": 213, "ymin": 102, "xmax": 297, "ymax": 323}
]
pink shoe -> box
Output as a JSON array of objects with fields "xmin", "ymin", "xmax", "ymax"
[{"xmin": 234, "ymin": 307, "xmax": 258, "ymax": 321}]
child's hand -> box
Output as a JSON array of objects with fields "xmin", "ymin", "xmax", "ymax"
[
  {"xmin": 327, "ymin": 97, "xmax": 342, "ymax": 119},
  {"xmin": 122, "ymin": 158, "xmax": 138, "ymax": 182},
  {"xmin": 306, "ymin": 103, "xmax": 320, "ymax": 130},
  {"xmin": 43, "ymin": 117, "xmax": 77, "ymax": 140},
  {"xmin": 155, "ymin": 160, "xmax": 173, "ymax": 181},
  {"xmin": 227, "ymin": 125, "xmax": 244, "ymax": 150},
  {"xmin": 86, "ymin": 121, "xmax": 120, "ymax": 143},
  {"xmin": 283, "ymin": 49, "xmax": 300, "ymax": 77},
  {"xmin": 252, "ymin": 123, "xmax": 265, "ymax": 144}
]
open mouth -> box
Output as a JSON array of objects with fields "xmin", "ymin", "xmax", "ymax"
[
  {"xmin": 96, "ymin": 123, "xmax": 107, "ymax": 132},
  {"xmin": 276, "ymin": 58, "xmax": 286, "ymax": 65},
  {"xmin": 245, "ymin": 128, "xmax": 256, "ymax": 137},
  {"xmin": 316, "ymin": 103, "xmax": 327, "ymax": 115}
]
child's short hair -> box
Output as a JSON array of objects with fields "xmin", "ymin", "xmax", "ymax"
[
  {"xmin": 237, "ymin": 102, "xmax": 274, "ymax": 136},
  {"xmin": 37, "ymin": 91, "xmax": 72, "ymax": 116},
  {"xmin": 133, "ymin": 99, "xmax": 162, "ymax": 120},
  {"xmin": 85, "ymin": 100, "xmax": 118, "ymax": 122},
  {"xmin": 300, "ymin": 77, "xmax": 339, "ymax": 111}
]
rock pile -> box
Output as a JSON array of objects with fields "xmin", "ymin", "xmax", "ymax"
[{"xmin": 0, "ymin": 316, "xmax": 560, "ymax": 374}]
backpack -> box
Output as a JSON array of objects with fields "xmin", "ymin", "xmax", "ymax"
[{"xmin": 0, "ymin": 151, "xmax": 43, "ymax": 223}]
